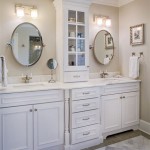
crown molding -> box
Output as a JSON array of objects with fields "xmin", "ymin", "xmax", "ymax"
[
  {"xmin": 118, "ymin": 0, "xmax": 134, "ymax": 7},
  {"xmin": 92, "ymin": 0, "xmax": 134, "ymax": 7}
]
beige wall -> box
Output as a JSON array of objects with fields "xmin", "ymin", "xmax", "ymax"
[
  {"xmin": 89, "ymin": 4, "xmax": 119, "ymax": 73},
  {"xmin": 0, "ymin": 0, "xmax": 56, "ymax": 76},
  {"xmin": 119, "ymin": 0, "xmax": 150, "ymax": 123}
]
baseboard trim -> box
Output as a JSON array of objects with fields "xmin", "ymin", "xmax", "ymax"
[{"xmin": 139, "ymin": 120, "xmax": 150, "ymax": 135}]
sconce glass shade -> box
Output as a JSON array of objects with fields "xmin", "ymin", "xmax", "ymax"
[
  {"xmin": 31, "ymin": 8, "xmax": 38, "ymax": 18},
  {"xmin": 105, "ymin": 18, "xmax": 111, "ymax": 27},
  {"xmin": 96, "ymin": 17, "xmax": 103, "ymax": 26},
  {"xmin": 16, "ymin": 6, "xmax": 24, "ymax": 18}
]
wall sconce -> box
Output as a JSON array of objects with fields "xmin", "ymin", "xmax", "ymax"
[
  {"xmin": 95, "ymin": 16, "xmax": 112, "ymax": 27},
  {"xmin": 15, "ymin": 4, "xmax": 38, "ymax": 18}
]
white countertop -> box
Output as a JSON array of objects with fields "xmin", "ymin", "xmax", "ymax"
[{"xmin": 0, "ymin": 77, "xmax": 140, "ymax": 94}]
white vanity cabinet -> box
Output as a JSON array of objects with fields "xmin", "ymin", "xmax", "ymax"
[
  {"xmin": 101, "ymin": 82, "xmax": 140, "ymax": 137},
  {"xmin": 54, "ymin": 0, "xmax": 91, "ymax": 82},
  {"xmin": 0, "ymin": 90, "xmax": 64, "ymax": 150}
]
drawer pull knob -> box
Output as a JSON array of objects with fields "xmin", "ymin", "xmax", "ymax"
[
  {"xmin": 73, "ymin": 75, "xmax": 80, "ymax": 78},
  {"xmin": 29, "ymin": 109, "xmax": 33, "ymax": 112},
  {"xmin": 83, "ymin": 103, "xmax": 90, "ymax": 107},
  {"xmin": 83, "ymin": 92, "xmax": 90, "ymax": 95},
  {"xmin": 83, "ymin": 117, "xmax": 90, "ymax": 121},
  {"xmin": 123, "ymin": 96, "xmax": 125, "ymax": 98},
  {"xmin": 83, "ymin": 131, "xmax": 90, "ymax": 136},
  {"xmin": 120, "ymin": 96, "xmax": 123, "ymax": 99},
  {"xmin": 34, "ymin": 109, "xmax": 38, "ymax": 111}
]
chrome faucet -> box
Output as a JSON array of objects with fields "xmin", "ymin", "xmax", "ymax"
[
  {"xmin": 22, "ymin": 74, "xmax": 32, "ymax": 83},
  {"xmin": 100, "ymin": 71, "xmax": 108, "ymax": 78}
]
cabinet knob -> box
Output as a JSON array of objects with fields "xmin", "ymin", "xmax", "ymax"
[
  {"xmin": 87, "ymin": 66, "xmax": 90, "ymax": 68},
  {"xmin": 83, "ymin": 117, "xmax": 90, "ymax": 121},
  {"xmin": 34, "ymin": 109, "xmax": 38, "ymax": 112},
  {"xmin": 123, "ymin": 96, "xmax": 125, "ymax": 98},
  {"xmin": 29, "ymin": 109, "xmax": 33, "ymax": 112},
  {"xmin": 83, "ymin": 103, "xmax": 90, "ymax": 107},
  {"xmin": 83, "ymin": 131, "xmax": 90, "ymax": 136},
  {"xmin": 120, "ymin": 96, "xmax": 123, "ymax": 99},
  {"xmin": 83, "ymin": 92, "xmax": 90, "ymax": 95}
]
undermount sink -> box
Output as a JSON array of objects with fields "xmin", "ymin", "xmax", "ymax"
[
  {"xmin": 90, "ymin": 77, "xmax": 131, "ymax": 85},
  {"xmin": 11, "ymin": 82, "xmax": 46, "ymax": 88}
]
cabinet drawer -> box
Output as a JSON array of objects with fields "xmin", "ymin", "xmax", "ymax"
[
  {"xmin": 72, "ymin": 109, "xmax": 100, "ymax": 128},
  {"xmin": 64, "ymin": 71, "xmax": 88, "ymax": 82},
  {"xmin": 72, "ymin": 98, "xmax": 99, "ymax": 113},
  {"xmin": 71, "ymin": 87, "xmax": 99, "ymax": 100},
  {"xmin": 104, "ymin": 82, "xmax": 139, "ymax": 95},
  {"xmin": 0, "ymin": 90, "xmax": 64, "ymax": 107},
  {"xmin": 71, "ymin": 124, "xmax": 100, "ymax": 144}
]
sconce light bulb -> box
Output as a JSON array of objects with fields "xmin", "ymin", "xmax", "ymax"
[
  {"xmin": 16, "ymin": 7, "xmax": 24, "ymax": 18},
  {"xmin": 97, "ymin": 17, "xmax": 103, "ymax": 26},
  {"xmin": 31, "ymin": 8, "xmax": 38, "ymax": 18},
  {"xmin": 105, "ymin": 18, "xmax": 111, "ymax": 27}
]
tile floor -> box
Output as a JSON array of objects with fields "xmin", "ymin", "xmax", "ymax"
[{"xmin": 83, "ymin": 130, "xmax": 150, "ymax": 150}]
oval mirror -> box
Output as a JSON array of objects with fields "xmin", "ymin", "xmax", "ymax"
[
  {"xmin": 11, "ymin": 22, "xmax": 43, "ymax": 66},
  {"xmin": 47, "ymin": 58, "xmax": 58, "ymax": 70},
  {"xmin": 93, "ymin": 30, "xmax": 114, "ymax": 65}
]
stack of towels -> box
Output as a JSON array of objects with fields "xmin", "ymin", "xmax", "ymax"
[
  {"xmin": 129, "ymin": 56, "xmax": 139, "ymax": 79},
  {"xmin": 0, "ymin": 56, "xmax": 8, "ymax": 87}
]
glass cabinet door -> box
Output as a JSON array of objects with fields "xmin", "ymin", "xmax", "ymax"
[{"xmin": 68, "ymin": 10, "xmax": 86, "ymax": 68}]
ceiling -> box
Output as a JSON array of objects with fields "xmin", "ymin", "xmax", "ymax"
[{"xmin": 92, "ymin": 0, "xmax": 135, "ymax": 7}]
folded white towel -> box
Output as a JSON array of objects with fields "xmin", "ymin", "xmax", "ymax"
[
  {"xmin": 0, "ymin": 56, "xmax": 8, "ymax": 87},
  {"xmin": 104, "ymin": 57, "xmax": 110, "ymax": 65},
  {"xmin": 129, "ymin": 56, "xmax": 139, "ymax": 79}
]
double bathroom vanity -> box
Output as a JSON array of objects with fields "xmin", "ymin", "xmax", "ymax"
[
  {"xmin": 0, "ymin": 0, "xmax": 140, "ymax": 150},
  {"xmin": 0, "ymin": 78, "xmax": 140, "ymax": 150}
]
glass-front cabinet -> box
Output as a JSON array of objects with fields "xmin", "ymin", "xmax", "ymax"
[
  {"xmin": 54, "ymin": 0, "xmax": 91, "ymax": 82},
  {"xmin": 68, "ymin": 10, "xmax": 86, "ymax": 68},
  {"xmin": 65, "ymin": 9, "xmax": 88, "ymax": 72}
]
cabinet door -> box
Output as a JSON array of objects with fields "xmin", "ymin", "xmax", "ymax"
[
  {"xmin": 122, "ymin": 92, "xmax": 139, "ymax": 128},
  {"xmin": 64, "ymin": 8, "xmax": 89, "ymax": 71},
  {"xmin": 34, "ymin": 102, "xmax": 64, "ymax": 150},
  {"xmin": 102, "ymin": 94, "xmax": 122, "ymax": 133},
  {"xmin": 0, "ymin": 105, "xmax": 33, "ymax": 150}
]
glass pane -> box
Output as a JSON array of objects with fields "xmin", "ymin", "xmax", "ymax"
[
  {"xmin": 68, "ymin": 25, "xmax": 76, "ymax": 37},
  {"xmin": 68, "ymin": 10, "xmax": 76, "ymax": 23},
  {"xmin": 68, "ymin": 39, "xmax": 76, "ymax": 52},
  {"xmin": 77, "ymin": 39, "xmax": 85, "ymax": 52},
  {"xmin": 77, "ymin": 26, "xmax": 85, "ymax": 38},
  {"xmin": 68, "ymin": 54, "xmax": 76, "ymax": 66},
  {"xmin": 77, "ymin": 54, "xmax": 85, "ymax": 66},
  {"xmin": 77, "ymin": 11, "xmax": 84, "ymax": 24}
]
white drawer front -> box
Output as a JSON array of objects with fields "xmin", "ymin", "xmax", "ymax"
[
  {"xmin": 72, "ymin": 98, "xmax": 99, "ymax": 113},
  {"xmin": 71, "ymin": 87, "xmax": 99, "ymax": 100},
  {"xmin": 64, "ymin": 71, "xmax": 88, "ymax": 83},
  {"xmin": 104, "ymin": 82, "xmax": 139, "ymax": 95},
  {"xmin": 72, "ymin": 124, "xmax": 100, "ymax": 144},
  {"xmin": 72, "ymin": 109, "xmax": 100, "ymax": 128},
  {"xmin": 0, "ymin": 90, "xmax": 64, "ymax": 107}
]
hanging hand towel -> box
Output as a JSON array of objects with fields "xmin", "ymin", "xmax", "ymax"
[
  {"xmin": 104, "ymin": 57, "xmax": 110, "ymax": 65},
  {"xmin": 129, "ymin": 56, "xmax": 139, "ymax": 79},
  {"xmin": 0, "ymin": 56, "xmax": 8, "ymax": 87}
]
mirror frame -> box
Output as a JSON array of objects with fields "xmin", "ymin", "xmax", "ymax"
[
  {"xmin": 10, "ymin": 22, "xmax": 44, "ymax": 67},
  {"xmin": 93, "ymin": 30, "xmax": 114, "ymax": 65},
  {"xmin": 47, "ymin": 58, "xmax": 58, "ymax": 70}
]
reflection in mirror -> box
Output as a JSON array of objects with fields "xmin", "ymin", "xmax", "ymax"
[
  {"xmin": 47, "ymin": 58, "xmax": 58, "ymax": 83},
  {"xmin": 93, "ymin": 30, "xmax": 114, "ymax": 65},
  {"xmin": 11, "ymin": 22, "xmax": 43, "ymax": 66}
]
